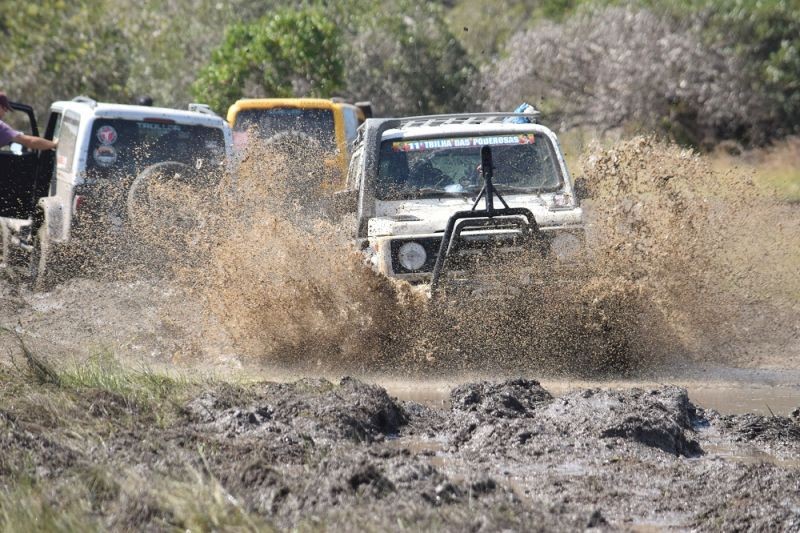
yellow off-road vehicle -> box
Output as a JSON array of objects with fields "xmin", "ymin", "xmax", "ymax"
[{"xmin": 226, "ymin": 98, "xmax": 370, "ymax": 187}]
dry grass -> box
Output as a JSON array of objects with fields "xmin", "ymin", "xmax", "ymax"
[
  {"xmin": 0, "ymin": 350, "xmax": 274, "ymax": 532},
  {"xmin": 710, "ymin": 137, "xmax": 800, "ymax": 203}
]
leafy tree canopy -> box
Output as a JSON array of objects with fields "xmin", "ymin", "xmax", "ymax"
[
  {"xmin": 191, "ymin": 8, "xmax": 344, "ymax": 113},
  {"xmin": 0, "ymin": 0, "xmax": 132, "ymax": 116}
]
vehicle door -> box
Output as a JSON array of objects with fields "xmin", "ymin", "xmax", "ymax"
[
  {"xmin": 35, "ymin": 110, "xmax": 64, "ymax": 201},
  {"xmin": 0, "ymin": 102, "xmax": 41, "ymax": 218}
]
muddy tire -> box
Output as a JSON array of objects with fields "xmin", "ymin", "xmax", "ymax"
[
  {"xmin": 1, "ymin": 222, "xmax": 26, "ymax": 275},
  {"xmin": 127, "ymin": 161, "xmax": 193, "ymax": 221}
]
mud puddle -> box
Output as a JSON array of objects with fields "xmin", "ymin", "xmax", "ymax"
[{"xmin": 380, "ymin": 367, "xmax": 800, "ymax": 415}]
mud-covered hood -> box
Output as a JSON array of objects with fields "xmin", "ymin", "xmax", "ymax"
[{"xmin": 368, "ymin": 195, "xmax": 583, "ymax": 237}]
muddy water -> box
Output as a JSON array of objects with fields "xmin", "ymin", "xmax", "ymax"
[
  {"xmin": 380, "ymin": 369, "xmax": 800, "ymax": 415},
  {"xmin": 2, "ymin": 137, "xmax": 797, "ymax": 393}
]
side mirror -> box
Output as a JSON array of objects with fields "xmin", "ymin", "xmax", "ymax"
[{"xmin": 355, "ymin": 101, "xmax": 373, "ymax": 119}]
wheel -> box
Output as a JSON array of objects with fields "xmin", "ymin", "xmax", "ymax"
[
  {"xmin": 126, "ymin": 161, "xmax": 213, "ymax": 271},
  {"xmin": 127, "ymin": 161, "xmax": 193, "ymax": 221},
  {"xmin": 1, "ymin": 222, "xmax": 28, "ymax": 278},
  {"xmin": 127, "ymin": 160, "xmax": 210, "ymax": 237}
]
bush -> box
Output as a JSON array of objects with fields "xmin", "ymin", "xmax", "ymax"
[
  {"xmin": 191, "ymin": 7, "xmax": 345, "ymax": 113},
  {"xmin": 0, "ymin": 0, "xmax": 133, "ymax": 116},
  {"xmin": 344, "ymin": 3, "xmax": 478, "ymax": 115},
  {"xmin": 481, "ymin": 5, "xmax": 767, "ymax": 145},
  {"xmin": 694, "ymin": 0, "xmax": 800, "ymax": 138}
]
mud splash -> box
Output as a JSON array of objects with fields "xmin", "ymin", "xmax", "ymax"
[
  {"xmin": 134, "ymin": 135, "xmax": 797, "ymax": 375},
  {"xmin": 580, "ymin": 137, "xmax": 799, "ymax": 367},
  {"xmin": 163, "ymin": 141, "xmax": 419, "ymax": 371},
  {"xmin": 6, "ymin": 136, "xmax": 796, "ymax": 376}
]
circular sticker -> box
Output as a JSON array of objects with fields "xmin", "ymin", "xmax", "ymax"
[
  {"xmin": 96, "ymin": 125, "xmax": 118, "ymax": 145},
  {"xmin": 93, "ymin": 145, "xmax": 118, "ymax": 167}
]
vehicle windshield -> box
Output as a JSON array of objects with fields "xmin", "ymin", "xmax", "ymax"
[
  {"xmin": 376, "ymin": 133, "xmax": 563, "ymax": 200},
  {"xmin": 85, "ymin": 118, "xmax": 226, "ymax": 178},
  {"xmin": 232, "ymin": 108, "xmax": 335, "ymax": 151}
]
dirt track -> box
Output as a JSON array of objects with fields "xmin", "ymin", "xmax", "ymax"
[
  {"xmin": 2, "ymin": 365, "xmax": 799, "ymax": 530},
  {"xmin": 1, "ymin": 138, "xmax": 799, "ymax": 529},
  {"xmin": 1, "ymin": 273, "xmax": 797, "ymax": 530}
]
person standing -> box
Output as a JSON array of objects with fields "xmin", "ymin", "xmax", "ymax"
[{"xmin": 0, "ymin": 92, "xmax": 57, "ymax": 151}]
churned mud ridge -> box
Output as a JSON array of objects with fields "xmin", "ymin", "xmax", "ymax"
[
  {"xmin": 448, "ymin": 379, "xmax": 703, "ymax": 457},
  {"xmin": 2, "ymin": 365, "xmax": 799, "ymax": 530}
]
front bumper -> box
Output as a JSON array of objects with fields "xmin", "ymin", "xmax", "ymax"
[{"xmin": 365, "ymin": 225, "xmax": 586, "ymax": 283}]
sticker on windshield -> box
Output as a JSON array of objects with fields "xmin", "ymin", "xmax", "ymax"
[
  {"xmin": 137, "ymin": 122, "xmax": 181, "ymax": 132},
  {"xmin": 392, "ymin": 134, "xmax": 535, "ymax": 152},
  {"xmin": 96, "ymin": 125, "xmax": 118, "ymax": 145},
  {"xmin": 93, "ymin": 145, "xmax": 118, "ymax": 167}
]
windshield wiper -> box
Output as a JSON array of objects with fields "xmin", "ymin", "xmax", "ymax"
[
  {"xmin": 493, "ymin": 185, "xmax": 541, "ymax": 193},
  {"xmin": 412, "ymin": 187, "xmax": 469, "ymax": 198}
]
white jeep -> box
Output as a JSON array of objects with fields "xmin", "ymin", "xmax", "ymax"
[
  {"xmin": 0, "ymin": 96, "xmax": 233, "ymax": 288},
  {"xmin": 345, "ymin": 112, "xmax": 584, "ymax": 294}
]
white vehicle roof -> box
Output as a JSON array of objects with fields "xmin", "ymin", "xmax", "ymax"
[
  {"xmin": 376, "ymin": 113, "xmax": 557, "ymax": 142},
  {"xmin": 381, "ymin": 122, "xmax": 555, "ymax": 141},
  {"xmin": 49, "ymin": 99, "xmax": 227, "ymax": 128}
]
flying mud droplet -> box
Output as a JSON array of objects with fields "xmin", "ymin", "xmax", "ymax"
[{"xmin": 19, "ymin": 136, "xmax": 796, "ymax": 375}]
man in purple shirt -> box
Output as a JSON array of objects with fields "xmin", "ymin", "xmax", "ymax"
[{"xmin": 0, "ymin": 92, "xmax": 57, "ymax": 151}]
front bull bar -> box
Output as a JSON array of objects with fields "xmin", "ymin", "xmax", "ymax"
[{"xmin": 429, "ymin": 146, "xmax": 544, "ymax": 297}]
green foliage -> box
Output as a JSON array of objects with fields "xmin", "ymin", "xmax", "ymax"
[
  {"xmin": 699, "ymin": 0, "xmax": 800, "ymax": 135},
  {"xmin": 0, "ymin": 0, "xmax": 132, "ymax": 116},
  {"xmin": 1, "ymin": 0, "xmax": 798, "ymax": 144},
  {"xmin": 343, "ymin": 1, "xmax": 478, "ymax": 114},
  {"xmin": 191, "ymin": 7, "xmax": 344, "ymax": 113}
]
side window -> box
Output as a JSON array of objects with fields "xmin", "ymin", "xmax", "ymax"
[
  {"xmin": 343, "ymin": 108, "xmax": 359, "ymax": 153},
  {"xmin": 44, "ymin": 111, "xmax": 62, "ymax": 141},
  {"xmin": 56, "ymin": 112, "xmax": 80, "ymax": 175}
]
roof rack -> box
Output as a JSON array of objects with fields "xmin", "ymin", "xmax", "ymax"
[
  {"xmin": 395, "ymin": 112, "xmax": 540, "ymax": 129},
  {"xmin": 187, "ymin": 103, "xmax": 218, "ymax": 116},
  {"xmin": 72, "ymin": 95, "xmax": 97, "ymax": 108}
]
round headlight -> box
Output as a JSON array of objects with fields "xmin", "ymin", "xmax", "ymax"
[
  {"xmin": 550, "ymin": 232, "xmax": 583, "ymax": 261},
  {"xmin": 397, "ymin": 241, "xmax": 427, "ymax": 271}
]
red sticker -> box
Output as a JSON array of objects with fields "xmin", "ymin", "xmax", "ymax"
[{"xmin": 96, "ymin": 125, "xmax": 118, "ymax": 145}]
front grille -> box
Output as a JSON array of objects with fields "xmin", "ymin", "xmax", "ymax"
[{"xmin": 390, "ymin": 232, "xmax": 541, "ymax": 274}]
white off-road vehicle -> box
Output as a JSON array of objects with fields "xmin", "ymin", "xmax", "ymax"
[
  {"xmin": 345, "ymin": 111, "xmax": 584, "ymax": 294},
  {"xmin": 0, "ymin": 96, "xmax": 233, "ymax": 288}
]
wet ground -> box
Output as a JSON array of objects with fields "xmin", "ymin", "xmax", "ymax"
[
  {"xmin": 1, "ymin": 138, "xmax": 798, "ymax": 529},
  {"xmin": 0, "ymin": 276, "xmax": 797, "ymax": 530},
  {"xmin": 2, "ymin": 364, "xmax": 798, "ymax": 531},
  {"xmin": 382, "ymin": 368, "xmax": 800, "ymax": 416}
]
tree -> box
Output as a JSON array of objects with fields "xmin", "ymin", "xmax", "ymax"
[
  {"xmin": 191, "ymin": 8, "xmax": 344, "ymax": 113},
  {"xmin": 481, "ymin": 5, "xmax": 766, "ymax": 146},
  {"xmin": 343, "ymin": 3, "xmax": 477, "ymax": 115},
  {"xmin": 0, "ymin": 0, "xmax": 132, "ymax": 116}
]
